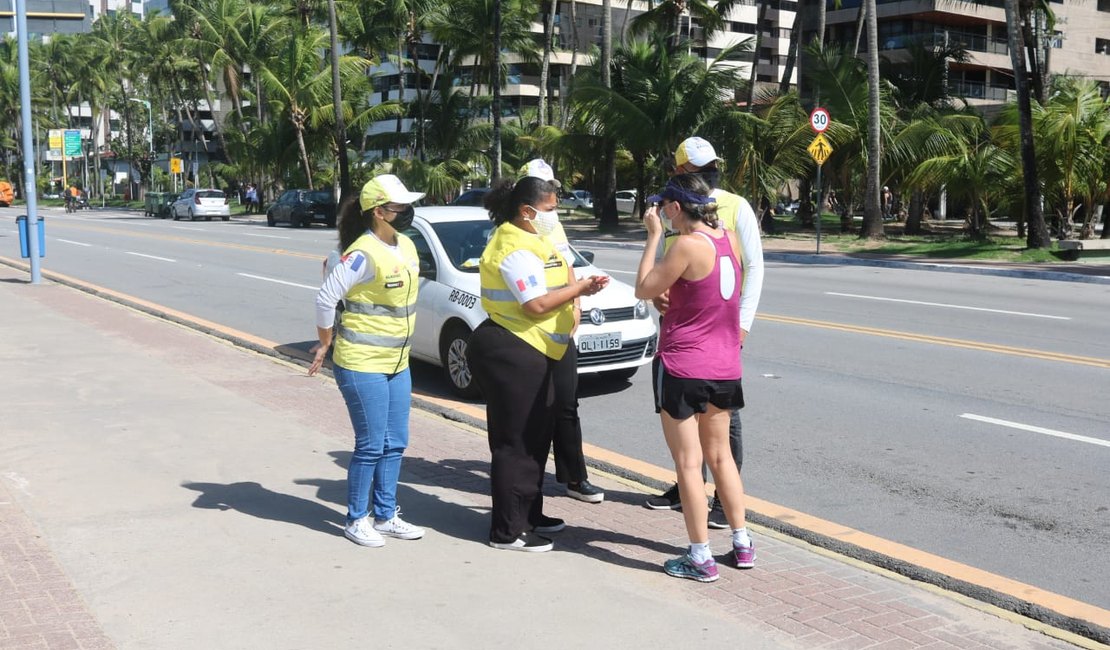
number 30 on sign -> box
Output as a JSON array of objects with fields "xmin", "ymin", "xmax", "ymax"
[{"xmin": 810, "ymin": 107, "xmax": 830, "ymax": 133}]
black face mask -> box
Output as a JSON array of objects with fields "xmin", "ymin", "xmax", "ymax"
[
  {"xmin": 691, "ymin": 169, "xmax": 720, "ymax": 190},
  {"xmin": 386, "ymin": 205, "xmax": 415, "ymax": 231}
]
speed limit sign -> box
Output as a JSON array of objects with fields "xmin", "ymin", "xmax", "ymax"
[{"xmin": 810, "ymin": 107, "xmax": 830, "ymax": 133}]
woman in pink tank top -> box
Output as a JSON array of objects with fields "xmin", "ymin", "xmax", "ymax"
[{"xmin": 634, "ymin": 174, "xmax": 753, "ymax": 583}]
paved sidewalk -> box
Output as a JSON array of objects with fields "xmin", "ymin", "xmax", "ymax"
[{"xmin": 0, "ymin": 266, "xmax": 1092, "ymax": 649}]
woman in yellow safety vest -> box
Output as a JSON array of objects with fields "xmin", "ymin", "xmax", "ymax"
[
  {"xmin": 309, "ymin": 174, "xmax": 426, "ymax": 548},
  {"xmin": 468, "ymin": 175, "xmax": 609, "ymax": 553}
]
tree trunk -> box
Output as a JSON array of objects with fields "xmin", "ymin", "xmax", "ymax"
[
  {"xmin": 395, "ymin": 38, "xmax": 406, "ymax": 153},
  {"xmin": 598, "ymin": 0, "xmax": 618, "ymax": 230},
  {"xmin": 1100, "ymin": 204, "xmax": 1109, "ymax": 239},
  {"xmin": 860, "ymin": 0, "xmax": 884, "ymax": 238},
  {"xmin": 1003, "ymin": 0, "xmax": 1049, "ymax": 248},
  {"xmin": 853, "ymin": 1, "xmax": 866, "ymax": 55},
  {"xmin": 561, "ymin": 0, "xmax": 579, "ymax": 130},
  {"xmin": 817, "ymin": 0, "xmax": 827, "ymax": 49},
  {"xmin": 748, "ymin": 0, "xmax": 769, "ymax": 111},
  {"xmin": 327, "ymin": 0, "xmax": 351, "ymax": 199},
  {"xmin": 539, "ymin": 0, "xmax": 556, "ymax": 126},
  {"xmin": 905, "ymin": 190, "xmax": 924, "ymax": 235},
  {"xmin": 779, "ymin": 10, "xmax": 801, "ymax": 94},
  {"xmin": 491, "ymin": 0, "xmax": 503, "ymax": 181},
  {"xmin": 294, "ymin": 118, "xmax": 314, "ymax": 190}
]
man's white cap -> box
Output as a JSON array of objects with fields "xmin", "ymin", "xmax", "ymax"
[
  {"xmin": 359, "ymin": 174, "xmax": 425, "ymax": 211},
  {"xmin": 521, "ymin": 158, "xmax": 561, "ymax": 188},
  {"xmin": 674, "ymin": 137, "xmax": 721, "ymax": 169}
]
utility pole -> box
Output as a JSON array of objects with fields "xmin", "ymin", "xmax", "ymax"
[{"xmin": 16, "ymin": 0, "xmax": 41, "ymax": 283}]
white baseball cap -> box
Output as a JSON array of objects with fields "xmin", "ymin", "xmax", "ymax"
[
  {"xmin": 521, "ymin": 159, "xmax": 561, "ymax": 188},
  {"xmin": 359, "ymin": 174, "xmax": 425, "ymax": 211},
  {"xmin": 674, "ymin": 137, "xmax": 721, "ymax": 169}
]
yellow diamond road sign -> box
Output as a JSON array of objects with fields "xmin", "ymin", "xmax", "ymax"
[{"xmin": 808, "ymin": 133, "xmax": 833, "ymax": 166}]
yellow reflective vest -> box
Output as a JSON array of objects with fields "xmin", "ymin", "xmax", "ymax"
[
  {"xmin": 480, "ymin": 222, "xmax": 575, "ymax": 360},
  {"xmin": 333, "ymin": 231, "xmax": 419, "ymax": 373}
]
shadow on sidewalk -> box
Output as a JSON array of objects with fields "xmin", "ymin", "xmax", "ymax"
[{"xmin": 181, "ymin": 481, "xmax": 344, "ymax": 538}]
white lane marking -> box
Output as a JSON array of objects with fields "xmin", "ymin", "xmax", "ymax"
[
  {"xmin": 125, "ymin": 252, "xmax": 176, "ymax": 263},
  {"xmin": 56, "ymin": 238, "xmax": 92, "ymax": 247},
  {"xmin": 600, "ymin": 268, "xmax": 636, "ymax": 275},
  {"xmin": 3, "ymin": 472, "xmax": 32, "ymax": 496},
  {"xmin": 237, "ymin": 272, "xmax": 317, "ymax": 290},
  {"xmin": 960, "ymin": 413, "xmax": 1110, "ymax": 448},
  {"xmin": 826, "ymin": 292, "xmax": 1070, "ymax": 320},
  {"xmin": 244, "ymin": 233, "xmax": 291, "ymax": 240},
  {"xmin": 171, "ymin": 226, "xmax": 208, "ymax": 231}
]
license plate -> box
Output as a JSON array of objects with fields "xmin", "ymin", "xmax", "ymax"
[{"xmin": 578, "ymin": 332, "xmax": 621, "ymax": 353}]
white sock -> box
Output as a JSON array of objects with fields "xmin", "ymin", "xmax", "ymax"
[
  {"xmin": 732, "ymin": 527, "xmax": 751, "ymax": 547},
  {"xmin": 689, "ymin": 542, "xmax": 712, "ymax": 563}
]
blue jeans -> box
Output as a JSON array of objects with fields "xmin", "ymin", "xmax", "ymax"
[{"xmin": 333, "ymin": 365, "xmax": 411, "ymax": 522}]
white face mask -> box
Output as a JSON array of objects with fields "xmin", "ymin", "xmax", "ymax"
[
  {"xmin": 660, "ymin": 202, "xmax": 675, "ymax": 232},
  {"xmin": 529, "ymin": 206, "xmax": 561, "ymax": 237}
]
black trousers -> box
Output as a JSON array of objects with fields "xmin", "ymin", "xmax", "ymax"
[
  {"xmin": 468, "ymin": 320, "xmax": 557, "ymax": 544},
  {"xmin": 551, "ymin": 344, "xmax": 589, "ymax": 484}
]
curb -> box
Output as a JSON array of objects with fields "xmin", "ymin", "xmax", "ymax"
[
  {"xmin": 566, "ymin": 238, "xmax": 1110, "ymax": 286},
  {"xmin": 2, "ymin": 255, "xmax": 1108, "ymax": 646}
]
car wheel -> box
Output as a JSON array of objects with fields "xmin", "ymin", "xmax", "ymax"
[
  {"xmin": 602, "ymin": 366, "xmax": 639, "ymax": 383},
  {"xmin": 189, "ymin": 209, "xmax": 196, "ymax": 221},
  {"xmin": 266, "ymin": 211, "xmax": 275, "ymax": 227},
  {"xmin": 325, "ymin": 216, "xmax": 336, "ymax": 228},
  {"xmin": 222, "ymin": 215, "xmax": 229, "ymax": 221},
  {"xmin": 172, "ymin": 207, "xmax": 180, "ymax": 220},
  {"xmin": 440, "ymin": 323, "xmax": 480, "ymax": 399}
]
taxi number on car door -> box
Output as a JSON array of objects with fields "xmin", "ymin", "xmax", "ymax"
[
  {"xmin": 578, "ymin": 332, "xmax": 621, "ymax": 352},
  {"xmin": 448, "ymin": 289, "xmax": 477, "ymax": 309}
]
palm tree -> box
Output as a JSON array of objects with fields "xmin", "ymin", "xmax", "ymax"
[
  {"xmin": 260, "ymin": 28, "xmax": 337, "ymax": 189},
  {"xmin": 89, "ymin": 11, "xmax": 142, "ymax": 194},
  {"xmin": 1002, "ymin": 0, "xmax": 1049, "ymax": 248},
  {"xmin": 573, "ymin": 36, "xmax": 750, "ymax": 219},
  {"xmin": 860, "ymin": 0, "xmax": 883, "ymax": 238}
]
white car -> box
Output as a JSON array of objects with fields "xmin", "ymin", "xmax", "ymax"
[
  {"xmin": 171, "ymin": 188, "xmax": 231, "ymax": 221},
  {"xmin": 615, "ymin": 190, "xmax": 637, "ymax": 214},
  {"xmin": 559, "ymin": 189, "xmax": 593, "ymax": 210},
  {"xmin": 405, "ymin": 206, "xmax": 657, "ymax": 398}
]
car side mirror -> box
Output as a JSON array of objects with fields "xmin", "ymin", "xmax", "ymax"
[{"xmin": 579, "ymin": 250, "xmax": 595, "ymax": 264}]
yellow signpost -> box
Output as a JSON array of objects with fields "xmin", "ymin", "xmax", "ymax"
[
  {"xmin": 170, "ymin": 158, "xmax": 183, "ymax": 174},
  {"xmin": 807, "ymin": 133, "xmax": 833, "ymax": 166}
]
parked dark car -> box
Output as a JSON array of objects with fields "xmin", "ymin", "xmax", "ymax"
[
  {"xmin": 267, "ymin": 189, "xmax": 337, "ymax": 228},
  {"xmin": 449, "ymin": 188, "xmax": 489, "ymax": 207}
]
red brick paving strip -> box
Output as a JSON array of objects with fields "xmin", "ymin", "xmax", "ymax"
[{"xmin": 0, "ymin": 482, "xmax": 114, "ymax": 649}]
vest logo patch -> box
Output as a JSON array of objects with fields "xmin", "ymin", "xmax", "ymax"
[
  {"xmin": 544, "ymin": 258, "xmax": 563, "ymax": 269},
  {"xmin": 384, "ymin": 280, "xmax": 404, "ymax": 289}
]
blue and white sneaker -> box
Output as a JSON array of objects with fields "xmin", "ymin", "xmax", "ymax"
[{"xmin": 663, "ymin": 554, "xmax": 719, "ymax": 582}]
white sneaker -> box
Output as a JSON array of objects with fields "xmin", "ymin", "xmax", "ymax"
[
  {"xmin": 373, "ymin": 507, "xmax": 425, "ymax": 540},
  {"xmin": 344, "ymin": 516, "xmax": 385, "ymax": 547}
]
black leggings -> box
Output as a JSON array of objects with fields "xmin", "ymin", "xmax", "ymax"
[
  {"xmin": 468, "ymin": 320, "xmax": 557, "ymax": 543},
  {"xmin": 551, "ymin": 344, "xmax": 588, "ymax": 484}
]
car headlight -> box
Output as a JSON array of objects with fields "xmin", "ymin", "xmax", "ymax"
[{"xmin": 634, "ymin": 300, "xmax": 648, "ymax": 319}]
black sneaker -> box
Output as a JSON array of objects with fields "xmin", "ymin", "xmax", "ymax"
[
  {"xmin": 566, "ymin": 480, "xmax": 605, "ymax": 504},
  {"xmin": 707, "ymin": 495, "xmax": 729, "ymax": 529},
  {"xmin": 532, "ymin": 514, "xmax": 566, "ymax": 534},
  {"xmin": 489, "ymin": 531, "xmax": 554, "ymax": 553},
  {"xmin": 645, "ymin": 484, "xmax": 682, "ymax": 510}
]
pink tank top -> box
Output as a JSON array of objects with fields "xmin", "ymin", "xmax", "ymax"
[{"xmin": 658, "ymin": 230, "xmax": 742, "ymax": 380}]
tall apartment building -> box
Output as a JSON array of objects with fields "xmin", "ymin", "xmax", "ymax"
[
  {"xmin": 814, "ymin": 0, "xmax": 1110, "ymax": 107},
  {"xmin": 366, "ymin": 0, "xmax": 799, "ymax": 153}
]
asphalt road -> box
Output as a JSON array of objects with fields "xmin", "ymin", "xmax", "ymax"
[{"xmin": 5, "ymin": 208, "xmax": 1109, "ymax": 609}]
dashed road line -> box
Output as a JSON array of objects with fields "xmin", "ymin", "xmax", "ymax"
[
  {"xmin": 826, "ymin": 291, "xmax": 1070, "ymax": 320},
  {"xmin": 56, "ymin": 239, "xmax": 92, "ymax": 247},
  {"xmin": 237, "ymin": 272, "xmax": 316, "ymax": 290},
  {"xmin": 125, "ymin": 252, "xmax": 176, "ymax": 262},
  {"xmin": 960, "ymin": 413, "xmax": 1110, "ymax": 448}
]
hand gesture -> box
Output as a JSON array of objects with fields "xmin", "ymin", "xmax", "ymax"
[
  {"xmin": 643, "ymin": 204, "xmax": 663, "ymax": 238},
  {"xmin": 652, "ymin": 289, "xmax": 670, "ymax": 315},
  {"xmin": 307, "ymin": 342, "xmax": 329, "ymax": 376},
  {"xmin": 577, "ymin": 274, "xmax": 610, "ymax": 297}
]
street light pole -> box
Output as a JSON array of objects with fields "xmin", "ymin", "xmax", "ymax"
[{"xmin": 15, "ymin": 0, "xmax": 41, "ymax": 283}]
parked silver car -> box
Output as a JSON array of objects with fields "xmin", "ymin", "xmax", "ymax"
[{"xmin": 171, "ymin": 189, "xmax": 231, "ymax": 221}]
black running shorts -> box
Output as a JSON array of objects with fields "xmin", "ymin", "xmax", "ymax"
[{"xmin": 652, "ymin": 356, "xmax": 744, "ymax": 420}]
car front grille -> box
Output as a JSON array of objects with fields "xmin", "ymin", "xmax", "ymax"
[
  {"xmin": 578, "ymin": 335, "xmax": 656, "ymax": 367},
  {"xmin": 600, "ymin": 306, "xmax": 635, "ymax": 321}
]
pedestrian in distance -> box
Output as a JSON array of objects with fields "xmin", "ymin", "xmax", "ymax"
[
  {"xmin": 467, "ymin": 175, "xmax": 609, "ymax": 552},
  {"xmin": 635, "ymin": 173, "xmax": 755, "ymax": 582},
  {"xmin": 644, "ymin": 137, "xmax": 764, "ymax": 533},
  {"xmin": 521, "ymin": 158, "xmax": 606, "ymax": 505},
  {"xmin": 309, "ymin": 174, "xmax": 427, "ymax": 548}
]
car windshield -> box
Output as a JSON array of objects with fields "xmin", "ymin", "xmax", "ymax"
[
  {"xmin": 306, "ymin": 190, "xmax": 333, "ymax": 204},
  {"xmin": 431, "ymin": 219, "xmax": 589, "ymax": 272}
]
